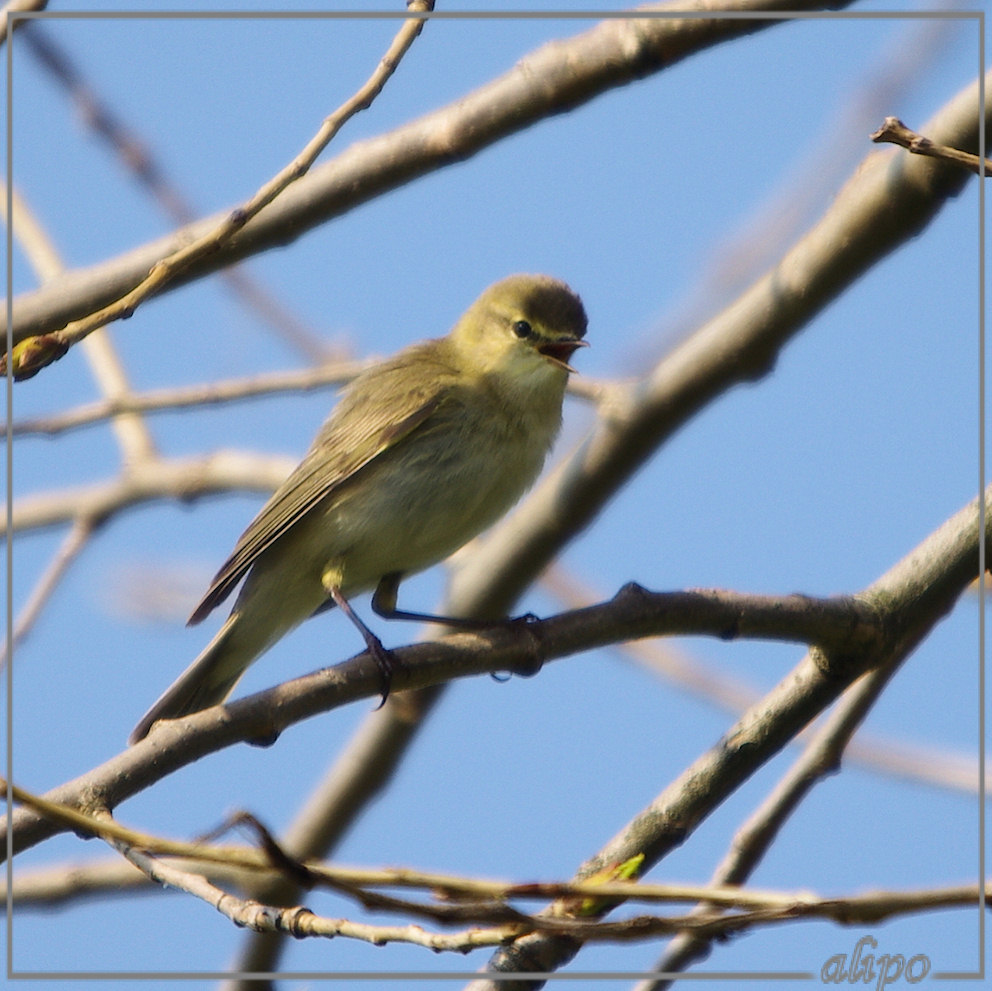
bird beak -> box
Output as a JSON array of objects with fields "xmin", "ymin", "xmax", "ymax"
[{"xmin": 538, "ymin": 338, "xmax": 588, "ymax": 373}]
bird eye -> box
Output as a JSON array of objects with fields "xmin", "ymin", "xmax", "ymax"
[{"xmin": 512, "ymin": 320, "xmax": 533, "ymax": 339}]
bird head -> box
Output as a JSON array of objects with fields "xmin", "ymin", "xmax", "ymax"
[{"xmin": 450, "ymin": 274, "xmax": 588, "ymax": 383}]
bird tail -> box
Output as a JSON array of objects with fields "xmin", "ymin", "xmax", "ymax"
[{"xmin": 129, "ymin": 615, "xmax": 256, "ymax": 744}]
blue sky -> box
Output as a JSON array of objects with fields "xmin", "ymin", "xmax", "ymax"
[{"xmin": 4, "ymin": 2, "xmax": 989, "ymax": 986}]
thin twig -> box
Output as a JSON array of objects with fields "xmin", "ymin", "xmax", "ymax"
[
  {"xmin": 0, "ymin": 518, "xmax": 94, "ymax": 666},
  {"xmin": 3, "ymin": 365, "xmax": 607, "ymax": 438},
  {"xmin": 8, "ymin": 782, "xmax": 983, "ymax": 950},
  {"xmin": 4, "ymin": 360, "xmax": 370, "ymax": 438},
  {"xmin": 67, "ymin": 823, "xmax": 992, "ymax": 952},
  {"xmin": 468, "ymin": 483, "xmax": 989, "ymax": 983},
  {"xmin": 871, "ymin": 115, "xmax": 992, "ymax": 176},
  {"xmin": 3, "ymin": 0, "xmax": 435, "ymax": 379},
  {"xmin": 641, "ymin": 662, "xmax": 905, "ymax": 987},
  {"xmin": 20, "ymin": 24, "xmax": 334, "ymax": 363},
  {"xmin": 5, "ymin": 450, "xmax": 295, "ymax": 536},
  {"xmin": 3, "ymin": 183, "xmax": 157, "ymax": 462}
]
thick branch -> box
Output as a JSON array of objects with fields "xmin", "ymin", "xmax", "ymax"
[
  {"xmin": 215, "ymin": 61, "xmax": 991, "ymax": 978},
  {"xmin": 8, "ymin": 1, "xmax": 845, "ymax": 346},
  {"xmin": 467, "ymin": 484, "xmax": 989, "ymax": 984},
  {"xmin": 448, "ymin": 65, "xmax": 990, "ymax": 618},
  {"xmin": 4, "ymin": 485, "xmax": 987, "ymax": 858}
]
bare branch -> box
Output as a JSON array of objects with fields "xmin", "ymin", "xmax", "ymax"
[
  {"xmin": 7, "ymin": 1, "xmax": 849, "ymax": 350},
  {"xmin": 4, "ymin": 365, "xmax": 604, "ymax": 438},
  {"xmin": 0, "ymin": 0, "xmax": 46, "ymax": 45},
  {"xmin": 20, "ymin": 24, "xmax": 332, "ymax": 362},
  {"xmin": 871, "ymin": 115, "xmax": 992, "ymax": 176},
  {"xmin": 447, "ymin": 66, "xmax": 990, "ymax": 622},
  {"xmin": 644, "ymin": 661, "xmax": 906, "ymax": 984},
  {"xmin": 468, "ymin": 483, "xmax": 989, "ymax": 983},
  {"xmin": 5, "ymin": 783, "xmax": 984, "ymax": 951},
  {"xmin": 4, "ymin": 183, "xmax": 158, "ymax": 457},
  {"xmin": 4, "ymin": 483, "xmax": 987, "ymax": 858},
  {"xmin": 2, "ymin": 180, "xmax": 157, "ymax": 652},
  {"xmin": 4, "ymin": 360, "xmax": 370, "ymax": 438},
  {"xmin": 4, "ymin": 451, "xmax": 295, "ymax": 535},
  {"xmin": 3, "ymin": 1, "xmax": 436, "ymax": 378},
  {"xmin": 1, "ymin": 518, "xmax": 93, "ymax": 664},
  {"xmin": 545, "ymin": 566, "xmax": 988, "ymax": 796}
]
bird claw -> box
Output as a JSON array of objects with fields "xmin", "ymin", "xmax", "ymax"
[{"xmin": 369, "ymin": 641, "xmax": 404, "ymax": 709}]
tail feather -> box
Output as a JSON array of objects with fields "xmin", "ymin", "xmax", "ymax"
[{"xmin": 129, "ymin": 616, "xmax": 251, "ymax": 744}]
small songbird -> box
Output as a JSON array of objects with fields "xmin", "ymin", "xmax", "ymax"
[{"xmin": 129, "ymin": 274, "xmax": 588, "ymax": 743}]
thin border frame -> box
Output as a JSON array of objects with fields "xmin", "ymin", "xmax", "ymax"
[{"xmin": 4, "ymin": 4, "xmax": 986, "ymax": 983}]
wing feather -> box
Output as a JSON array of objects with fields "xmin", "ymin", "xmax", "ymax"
[{"xmin": 188, "ymin": 347, "xmax": 453, "ymax": 624}]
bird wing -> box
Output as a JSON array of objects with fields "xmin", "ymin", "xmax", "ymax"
[{"xmin": 188, "ymin": 352, "xmax": 453, "ymax": 624}]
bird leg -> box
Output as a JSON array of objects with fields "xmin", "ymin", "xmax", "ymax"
[
  {"xmin": 329, "ymin": 575, "xmax": 541, "ymax": 706},
  {"xmin": 327, "ymin": 585, "xmax": 398, "ymax": 707},
  {"xmin": 371, "ymin": 572, "xmax": 510, "ymax": 628},
  {"xmin": 370, "ymin": 572, "xmax": 543, "ymax": 678}
]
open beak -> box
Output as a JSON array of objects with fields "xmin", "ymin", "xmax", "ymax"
[{"xmin": 538, "ymin": 337, "xmax": 588, "ymax": 373}]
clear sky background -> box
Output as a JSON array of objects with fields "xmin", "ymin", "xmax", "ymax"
[{"xmin": 5, "ymin": 1, "xmax": 989, "ymax": 987}]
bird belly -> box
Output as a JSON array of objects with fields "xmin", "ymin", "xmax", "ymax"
[{"xmin": 323, "ymin": 424, "xmax": 547, "ymax": 594}]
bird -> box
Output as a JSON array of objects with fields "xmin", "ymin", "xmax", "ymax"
[{"xmin": 129, "ymin": 273, "xmax": 588, "ymax": 743}]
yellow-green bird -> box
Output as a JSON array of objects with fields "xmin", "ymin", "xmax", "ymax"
[{"xmin": 129, "ymin": 274, "xmax": 587, "ymax": 743}]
